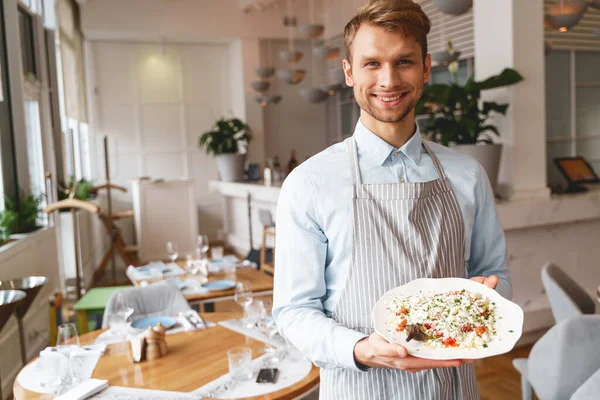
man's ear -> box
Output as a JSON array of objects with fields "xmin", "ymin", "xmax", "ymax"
[
  {"xmin": 423, "ymin": 53, "xmax": 431, "ymax": 84},
  {"xmin": 343, "ymin": 59, "xmax": 354, "ymax": 87}
]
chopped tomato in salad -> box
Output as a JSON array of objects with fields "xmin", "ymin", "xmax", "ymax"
[{"xmin": 387, "ymin": 289, "xmax": 497, "ymax": 349}]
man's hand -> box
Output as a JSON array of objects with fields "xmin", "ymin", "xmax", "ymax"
[
  {"xmin": 469, "ymin": 275, "xmax": 499, "ymax": 289},
  {"xmin": 353, "ymin": 333, "xmax": 473, "ymax": 373}
]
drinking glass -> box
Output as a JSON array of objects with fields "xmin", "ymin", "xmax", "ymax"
[
  {"xmin": 234, "ymin": 281, "xmax": 254, "ymax": 327},
  {"xmin": 211, "ymin": 246, "xmax": 224, "ymax": 260},
  {"xmin": 56, "ymin": 323, "xmax": 80, "ymax": 390},
  {"xmin": 185, "ymin": 254, "xmax": 198, "ymax": 275},
  {"xmin": 257, "ymin": 300, "xmax": 280, "ymax": 364},
  {"xmin": 108, "ymin": 292, "xmax": 134, "ymax": 337},
  {"xmin": 234, "ymin": 281, "xmax": 253, "ymax": 309},
  {"xmin": 166, "ymin": 241, "xmax": 178, "ymax": 262},
  {"xmin": 197, "ymin": 235, "xmax": 210, "ymax": 258},
  {"xmin": 36, "ymin": 351, "xmax": 63, "ymax": 391},
  {"xmin": 227, "ymin": 346, "xmax": 253, "ymax": 381}
]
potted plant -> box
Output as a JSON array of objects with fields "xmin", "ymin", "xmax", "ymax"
[
  {"xmin": 417, "ymin": 41, "xmax": 524, "ymax": 192},
  {"xmin": 0, "ymin": 191, "xmax": 44, "ymax": 239},
  {"xmin": 58, "ymin": 177, "xmax": 96, "ymax": 202},
  {"xmin": 199, "ymin": 117, "xmax": 252, "ymax": 182}
]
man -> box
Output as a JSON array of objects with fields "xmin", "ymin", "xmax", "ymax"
[{"xmin": 273, "ymin": 0, "xmax": 511, "ymax": 398}]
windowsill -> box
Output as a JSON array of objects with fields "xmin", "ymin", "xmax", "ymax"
[{"xmin": 0, "ymin": 226, "xmax": 55, "ymax": 263}]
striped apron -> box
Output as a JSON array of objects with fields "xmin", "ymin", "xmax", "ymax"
[{"xmin": 319, "ymin": 138, "xmax": 479, "ymax": 400}]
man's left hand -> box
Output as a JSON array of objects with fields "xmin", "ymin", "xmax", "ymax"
[{"xmin": 469, "ymin": 275, "xmax": 498, "ymax": 289}]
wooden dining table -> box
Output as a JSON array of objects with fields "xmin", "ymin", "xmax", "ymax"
[
  {"xmin": 13, "ymin": 312, "xmax": 320, "ymax": 400},
  {"xmin": 126, "ymin": 264, "xmax": 274, "ymax": 305}
]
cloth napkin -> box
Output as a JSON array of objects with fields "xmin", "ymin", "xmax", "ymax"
[{"xmin": 54, "ymin": 379, "xmax": 108, "ymax": 400}]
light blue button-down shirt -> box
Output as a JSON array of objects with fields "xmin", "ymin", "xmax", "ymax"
[{"xmin": 273, "ymin": 119, "xmax": 511, "ymax": 372}]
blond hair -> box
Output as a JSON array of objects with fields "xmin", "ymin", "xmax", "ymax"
[{"xmin": 344, "ymin": 0, "xmax": 431, "ymax": 62}]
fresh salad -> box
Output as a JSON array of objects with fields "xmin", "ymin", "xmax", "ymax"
[{"xmin": 387, "ymin": 289, "xmax": 498, "ymax": 349}]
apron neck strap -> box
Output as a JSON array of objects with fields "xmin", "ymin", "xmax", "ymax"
[
  {"xmin": 422, "ymin": 142, "xmax": 446, "ymax": 179},
  {"xmin": 349, "ymin": 137, "xmax": 447, "ymax": 185}
]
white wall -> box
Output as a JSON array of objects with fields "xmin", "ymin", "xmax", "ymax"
[
  {"xmin": 264, "ymin": 39, "xmax": 329, "ymax": 163},
  {"xmin": 87, "ymin": 40, "xmax": 235, "ymax": 238}
]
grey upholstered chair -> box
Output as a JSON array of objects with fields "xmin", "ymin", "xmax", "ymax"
[
  {"xmin": 513, "ymin": 315, "xmax": 600, "ymax": 400},
  {"xmin": 102, "ymin": 284, "xmax": 191, "ymax": 328},
  {"xmin": 541, "ymin": 262, "xmax": 596, "ymax": 324},
  {"xmin": 571, "ymin": 368, "xmax": 600, "ymax": 400}
]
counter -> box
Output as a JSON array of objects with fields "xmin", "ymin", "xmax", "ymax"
[{"xmin": 210, "ymin": 180, "xmax": 600, "ymax": 339}]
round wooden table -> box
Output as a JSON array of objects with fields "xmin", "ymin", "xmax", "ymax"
[{"xmin": 13, "ymin": 312, "xmax": 319, "ymax": 400}]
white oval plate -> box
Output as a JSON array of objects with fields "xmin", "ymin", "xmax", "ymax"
[{"xmin": 372, "ymin": 278, "xmax": 524, "ymax": 360}]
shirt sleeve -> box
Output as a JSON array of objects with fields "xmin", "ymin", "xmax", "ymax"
[
  {"xmin": 466, "ymin": 163, "xmax": 512, "ymax": 300},
  {"xmin": 272, "ymin": 167, "xmax": 368, "ymax": 371}
]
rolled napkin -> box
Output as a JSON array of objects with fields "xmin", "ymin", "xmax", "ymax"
[{"xmin": 54, "ymin": 378, "xmax": 108, "ymax": 400}]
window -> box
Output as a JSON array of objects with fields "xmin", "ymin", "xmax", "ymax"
[
  {"xmin": 18, "ymin": 6, "xmax": 37, "ymax": 79},
  {"xmin": 429, "ymin": 59, "xmax": 472, "ymax": 86},
  {"xmin": 0, "ymin": 1, "xmax": 18, "ymax": 210},
  {"xmin": 545, "ymin": 51, "xmax": 600, "ymax": 184},
  {"xmin": 64, "ymin": 119, "xmax": 91, "ymax": 181},
  {"xmin": 24, "ymin": 99, "xmax": 47, "ymax": 222}
]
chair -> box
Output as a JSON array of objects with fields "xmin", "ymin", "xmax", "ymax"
[
  {"xmin": 541, "ymin": 262, "xmax": 596, "ymax": 324},
  {"xmin": 48, "ymin": 291, "xmax": 64, "ymax": 346},
  {"xmin": 513, "ymin": 315, "xmax": 600, "ymax": 400},
  {"xmin": 259, "ymin": 209, "xmax": 275, "ymax": 275},
  {"xmin": 101, "ymin": 284, "xmax": 191, "ymax": 328},
  {"xmin": 571, "ymin": 368, "xmax": 600, "ymax": 400}
]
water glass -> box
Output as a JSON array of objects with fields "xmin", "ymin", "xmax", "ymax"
[
  {"xmin": 211, "ymin": 245, "xmax": 224, "ymax": 260},
  {"xmin": 244, "ymin": 301, "xmax": 262, "ymax": 329},
  {"xmin": 36, "ymin": 351, "xmax": 64, "ymax": 390},
  {"xmin": 228, "ymin": 346, "xmax": 253, "ymax": 381},
  {"xmin": 166, "ymin": 241, "xmax": 179, "ymax": 262},
  {"xmin": 234, "ymin": 281, "xmax": 253, "ymax": 309},
  {"xmin": 223, "ymin": 262, "xmax": 236, "ymax": 280},
  {"xmin": 69, "ymin": 349, "xmax": 99, "ymax": 385},
  {"xmin": 108, "ymin": 292, "xmax": 134, "ymax": 337},
  {"xmin": 185, "ymin": 254, "xmax": 198, "ymax": 275}
]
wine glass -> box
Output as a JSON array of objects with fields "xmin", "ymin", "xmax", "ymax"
[
  {"xmin": 56, "ymin": 323, "xmax": 80, "ymax": 389},
  {"xmin": 257, "ymin": 300, "xmax": 280, "ymax": 364},
  {"xmin": 197, "ymin": 235, "xmax": 210, "ymax": 258},
  {"xmin": 234, "ymin": 281, "xmax": 253, "ymax": 327},
  {"xmin": 108, "ymin": 292, "xmax": 134, "ymax": 337},
  {"xmin": 166, "ymin": 241, "xmax": 178, "ymax": 263}
]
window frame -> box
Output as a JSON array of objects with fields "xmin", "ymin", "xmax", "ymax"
[{"xmin": 545, "ymin": 49, "xmax": 600, "ymax": 183}]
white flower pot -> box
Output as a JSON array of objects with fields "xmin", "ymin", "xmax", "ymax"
[
  {"xmin": 216, "ymin": 153, "xmax": 247, "ymax": 182},
  {"xmin": 452, "ymin": 143, "xmax": 502, "ymax": 193}
]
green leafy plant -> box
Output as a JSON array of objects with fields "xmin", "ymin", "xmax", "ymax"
[
  {"xmin": 417, "ymin": 42, "xmax": 524, "ymax": 146},
  {"xmin": 58, "ymin": 177, "xmax": 96, "ymax": 201},
  {"xmin": 0, "ymin": 191, "xmax": 44, "ymax": 237},
  {"xmin": 199, "ymin": 117, "xmax": 252, "ymax": 156}
]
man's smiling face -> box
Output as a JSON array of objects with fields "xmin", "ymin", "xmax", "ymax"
[{"xmin": 343, "ymin": 23, "xmax": 431, "ymax": 125}]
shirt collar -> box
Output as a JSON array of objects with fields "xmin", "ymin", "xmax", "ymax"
[{"xmin": 353, "ymin": 119, "xmax": 423, "ymax": 166}]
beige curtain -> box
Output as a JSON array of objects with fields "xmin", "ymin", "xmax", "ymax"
[{"xmin": 57, "ymin": 0, "xmax": 87, "ymax": 123}]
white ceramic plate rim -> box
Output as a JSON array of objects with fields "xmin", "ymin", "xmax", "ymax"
[{"xmin": 372, "ymin": 278, "xmax": 524, "ymax": 360}]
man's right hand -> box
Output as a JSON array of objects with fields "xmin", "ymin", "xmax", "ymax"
[{"xmin": 354, "ymin": 332, "xmax": 474, "ymax": 373}]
